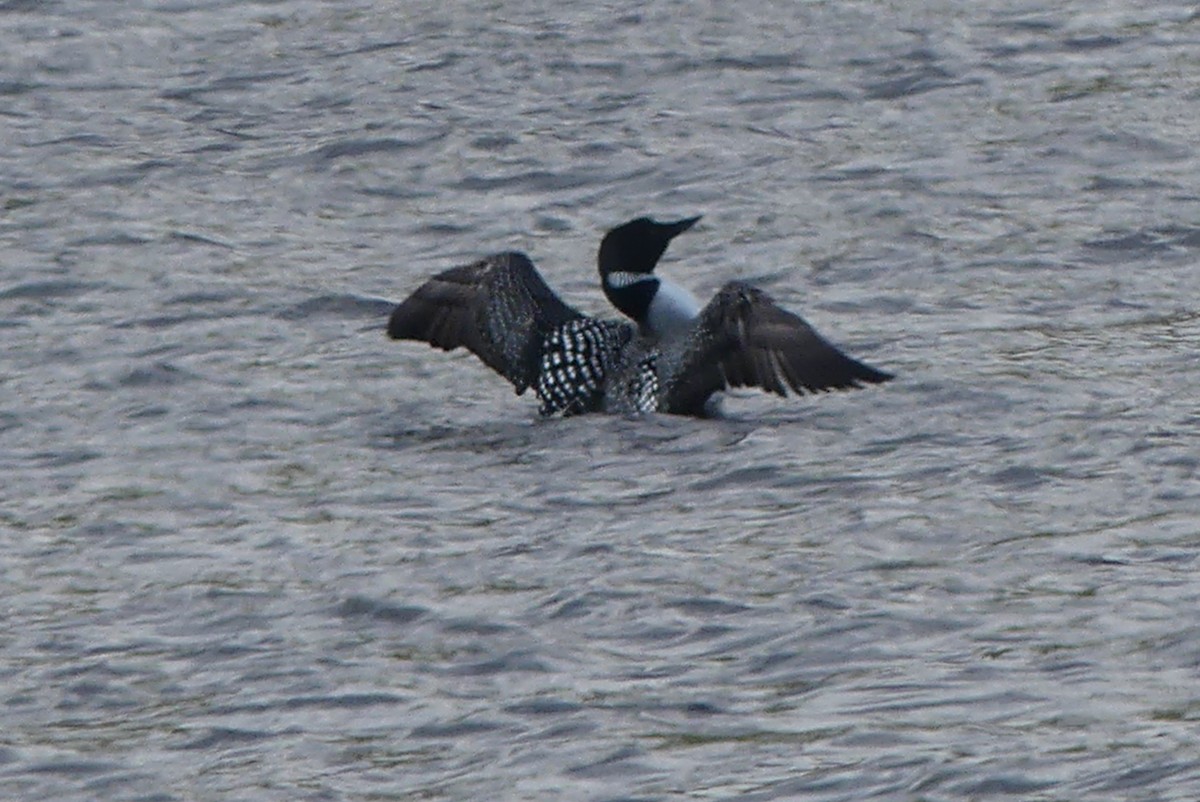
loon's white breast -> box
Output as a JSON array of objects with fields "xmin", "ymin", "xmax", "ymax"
[{"xmin": 645, "ymin": 276, "xmax": 702, "ymax": 338}]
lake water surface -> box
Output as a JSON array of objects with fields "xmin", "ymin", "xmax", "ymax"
[{"xmin": 2, "ymin": 1, "xmax": 1199, "ymax": 800}]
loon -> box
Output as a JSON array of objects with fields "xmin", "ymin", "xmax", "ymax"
[{"xmin": 386, "ymin": 216, "xmax": 892, "ymax": 417}]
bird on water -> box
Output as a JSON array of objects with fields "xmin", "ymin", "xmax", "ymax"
[{"xmin": 386, "ymin": 216, "xmax": 892, "ymax": 417}]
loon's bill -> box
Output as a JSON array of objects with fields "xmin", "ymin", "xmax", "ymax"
[{"xmin": 386, "ymin": 218, "xmax": 892, "ymax": 417}]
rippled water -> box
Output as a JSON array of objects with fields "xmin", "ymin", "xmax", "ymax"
[{"xmin": 3, "ymin": 1, "xmax": 1199, "ymax": 800}]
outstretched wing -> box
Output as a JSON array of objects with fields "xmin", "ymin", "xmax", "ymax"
[
  {"xmin": 662, "ymin": 281, "xmax": 892, "ymax": 414},
  {"xmin": 387, "ymin": 251, "xmax": 584, "ymax": 394}
]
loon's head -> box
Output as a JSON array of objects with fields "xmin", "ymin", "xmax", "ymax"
[{"xmin": 599, "ymin": 215, "xmax": 701, "ymax": 329}]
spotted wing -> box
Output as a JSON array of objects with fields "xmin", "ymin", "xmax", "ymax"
[
  {"xmin": 662, "ymin": 281, "xmax": 893, "ymax": 415},
  {"xmin": 387, "ymin": 251, "xmax": 584, "ymax": 394}
]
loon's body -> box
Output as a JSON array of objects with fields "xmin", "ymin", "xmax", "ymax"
[{"xmin": 386, "ymin": 216, "xmax": 892, "ymax": 417}]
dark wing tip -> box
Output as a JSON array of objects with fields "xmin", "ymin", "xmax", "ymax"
[
  {"xmin": 386, "ymin": 293, "xmax": 429, "ymax": 340},
  {"xmin": 385, "ymin": 261, "xmax": 487, "ymax": 348},
  {"xmin": 850, "ymin": 361, "xmax": 894, "ymax": 386}
]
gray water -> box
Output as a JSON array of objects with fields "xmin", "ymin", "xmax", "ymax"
[{"xmin": 2, "ymin": 1, "xmax": 1199, "ymax": 800}]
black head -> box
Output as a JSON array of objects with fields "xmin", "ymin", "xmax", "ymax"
[
  {"xmin": 598, "ymin": 215, "xmax": 700, "ymax": 320},
  {"xmin": 597, "ymin": 215, "xmax": 701, "ymax": 279}
]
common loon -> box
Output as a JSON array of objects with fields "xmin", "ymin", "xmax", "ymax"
[{"xmin": 386, "ymin": 216, "xmax": 892, "ymax": 417}]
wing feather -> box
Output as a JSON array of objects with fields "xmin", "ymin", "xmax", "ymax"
[
  {"xmin": 387, "ymin": 252, "xmax": 583, "ymax": 394},
  {"xmin": 663, "ymin": 281, "xmax": 892, "ymax": 414}
]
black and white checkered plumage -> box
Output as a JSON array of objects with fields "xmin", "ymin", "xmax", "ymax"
[
  {"xmin": 386, "ymin": 218, "xmax": 893, "ymax": 418},
  {"xmin": 534, "ymin": 318, "xmax": 632, "ymax": 416},
  {"xmin": 386, "ymin": 251, "xmax": 635, "ymax": 417}
]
